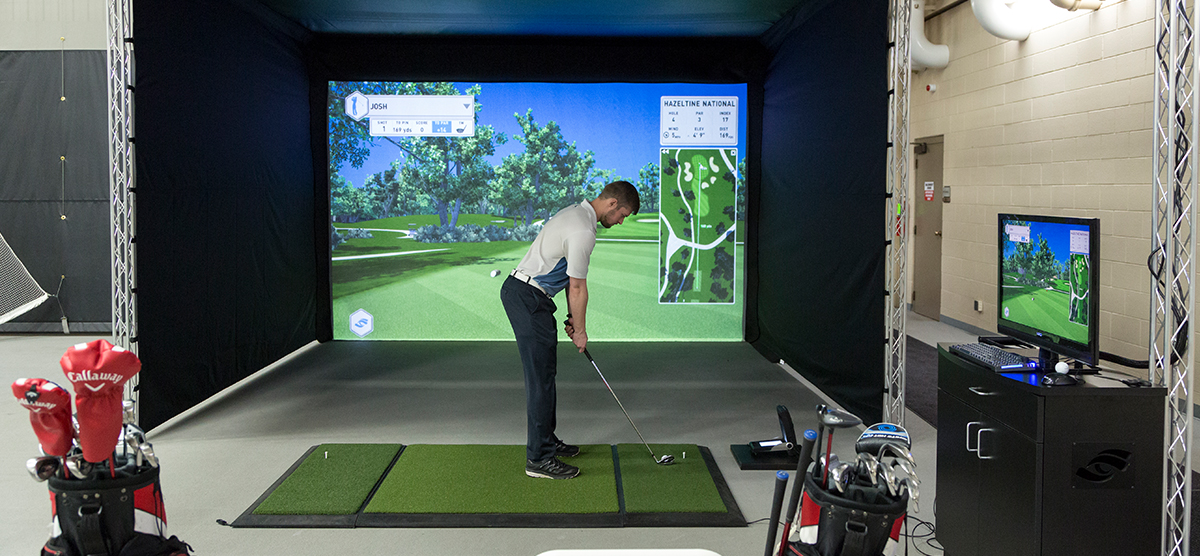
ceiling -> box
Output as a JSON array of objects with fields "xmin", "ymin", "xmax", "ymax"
[{"xmin": 252, "ymin": 0, "xmax": 811, "ymax": 37}]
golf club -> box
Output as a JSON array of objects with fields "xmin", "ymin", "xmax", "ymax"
[
  {"xmin": 819, "ymin": 406, "xmax": 861, "ymax": 485},
  {"xmin": 26, "ymin": 456, "xmax": 59, "ymax": 482},
  {"xmin": 582, "ymin": 349, "xmax": 673, "ymax": 465}
]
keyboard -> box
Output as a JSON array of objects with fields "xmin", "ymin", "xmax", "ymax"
[{"xmin": 949, "ymin": 343, "xmax": 1039, "ymax": 372}]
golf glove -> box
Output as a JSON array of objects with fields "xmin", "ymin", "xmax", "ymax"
[
  {"xmin": 11, "ymin": 378, "xmax": 74, "ymax": 457},
  {"xmin": 60, "ymin": 339, "xmax": 140, "ymax": 463}
]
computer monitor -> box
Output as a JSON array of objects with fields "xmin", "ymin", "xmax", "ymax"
[{"xmin": 997, "ymin": 213, "xmax": 1100, "ymax": 366}]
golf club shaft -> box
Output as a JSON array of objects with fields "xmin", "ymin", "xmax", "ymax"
[{"xmin": 583, "ymin": 349, "xmax": 656, "ymax": 458}]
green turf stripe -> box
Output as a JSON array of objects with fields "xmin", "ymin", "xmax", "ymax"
[
  {"xmin": 363, "ymin": 444, "xmax": 619, "ymax": 514},
  {"xmin": 252, "ymin": 444, "xmax": 402, "ymax": 515},
  {"xmin": 617, "ymin": 444, "xmax": 727, "ymax": 513}
]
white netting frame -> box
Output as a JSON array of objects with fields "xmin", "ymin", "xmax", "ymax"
[{"xmin": 0, "ymin": 231, "xmax": 50, "ymax": 325}]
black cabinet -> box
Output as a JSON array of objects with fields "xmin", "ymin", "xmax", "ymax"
[{"xmin": 936, "ymin": 345, "xmax": 1164, "ymax": 556}]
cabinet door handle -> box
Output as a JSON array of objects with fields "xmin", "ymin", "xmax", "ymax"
[
  {"xmin": 977, "ymin": 428, "xmax": 996, "ymax": 459},
  {"xmin": 966, "ymin": 421, "xmax": 981, "ymax": 453},
  {"xmin": 968, "ymin": 386, "xmax": 998, "ymax": 396}
]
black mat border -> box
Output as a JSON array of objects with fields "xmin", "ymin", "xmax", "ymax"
[
  {"xmin": 232, "ymin": 443, "xmax": 742, "ymax": 528},
  {"xmin": 229, "ymin": 444, "xmax": 405, "ymax": 529}
]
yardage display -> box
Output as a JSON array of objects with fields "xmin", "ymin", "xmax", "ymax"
[
  {"xmin": 658, "ymin": 148, "xmax": 738, "ymax": 304},
  {"xmin": 660, "ymin": 97, "xmax": 738, "ymax": 146},
  {"xmin": 344, "ymin": 92, "xmax": 476, "ymax": 137}
]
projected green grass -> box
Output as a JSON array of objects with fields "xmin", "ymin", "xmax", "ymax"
[
  {"xmin": 331, "ymin": 213, "xmax": 743, "ymax": 340},
  {"xmin": 999, "ymin": 264, "xmax": 1089, "ymax": 344}
]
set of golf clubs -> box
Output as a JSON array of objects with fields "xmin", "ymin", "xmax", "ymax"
[
  {"xmin": 811, "ymin": 404, "xmax": 920, "ymax": 510},
  {"xmin": 766, "ymin": 405, "xmax": 922, "ymax": 556},
  {"xmin": 27, "ymin": 401, "xmax": 159, "ymax": 483}
]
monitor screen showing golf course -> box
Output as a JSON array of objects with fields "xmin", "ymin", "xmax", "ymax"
[
  {"xmin": 328, "ymin": 81, "xmax": 749, "ymax": 341},
  {"xmin": 997, "ymin": 214, "xmax": 1099, "ymax": 364}
]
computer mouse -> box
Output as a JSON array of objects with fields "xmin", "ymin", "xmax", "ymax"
[{"xmin": 1041, "ymin": 372, "xmax": 1079, "ymax": 386}]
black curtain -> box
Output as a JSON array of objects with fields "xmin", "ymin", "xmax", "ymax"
[
  {"xmin": 749, "ymin": 0, "xmax": 889, "ymax": 424},
  {"xmin": 306, "ymin": 35, "xmax": 769, "ymax": 341},
  {"xmin": 134, "ymin": 0, "xmax": 316, "ymax": 429},
  {"xmin": 0, "ymin": 50, "xmax": 110, "ymax": 332}
]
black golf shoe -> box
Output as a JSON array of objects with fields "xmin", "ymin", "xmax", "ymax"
[
  {"xmin": 554, "ymin": 439, "xmax": 580, "ymax": 458},
  {"xmin": 525, "ymin": 456, "xmax": 580, "ymax": 479}
]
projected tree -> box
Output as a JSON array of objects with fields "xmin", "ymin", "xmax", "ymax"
[
  {"xmin": 1006, "ymin": 234, "xmax": 1059, "ymax": 288},
  {"xmin": 490, "ymin": 109, "xmax": 606, "ymax": 225},
  {"xmin": 328, "ymin": 81, "xmax": 505, "ymax": 226},
  {"xmin": 636, "ymin": 162, "xmax": 660, "ymax": 212},
  {"xmin": 330, "ymin": 174, "xmax": 379, "ymax": 223}
]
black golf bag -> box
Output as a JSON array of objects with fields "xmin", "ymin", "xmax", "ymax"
[
  {"xmin": 42, "ymin": 465, "xmax": 190, "ymax": 556},
  {"xmin": 786, "ymin": 466, "xmax": 907, "ymax": 556}
]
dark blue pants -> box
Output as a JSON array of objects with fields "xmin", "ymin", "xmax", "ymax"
[{"xmin": 500, "ymin": 276, "xmax": 561, "ymax": 462}]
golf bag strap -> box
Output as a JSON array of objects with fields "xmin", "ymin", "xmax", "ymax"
[
  {"xmin": 77, "ymin": 504, "xmax": 108, "ymax": 556},
  {"xmin": 840, "ymin": 516, "xmax": 870, "ymax": 556}
]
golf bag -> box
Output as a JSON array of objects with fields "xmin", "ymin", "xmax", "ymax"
[
  {"xmin": 786, "ymin": 466, "xmax": 907, "ymax": 556},
  {"xmin": 43, "ymin": 466, "xmax": 190, "ymax": 556}
]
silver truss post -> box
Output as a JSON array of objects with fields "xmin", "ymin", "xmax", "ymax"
[
  {"xmin": 1152, "ymin": 0, "xmax": 1195, "ymax": 554},
  {"xmin": 107, "ymin": 0, "xmax": 138, "ymax": 423},
  {"xmin": 884, "ymin": 0, "xmax": 912, "ymax": 426}
]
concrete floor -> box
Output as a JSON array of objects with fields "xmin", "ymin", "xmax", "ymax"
[{"xmin": 0, "ymin": 322, "xmax": 955, "ymax": 556}]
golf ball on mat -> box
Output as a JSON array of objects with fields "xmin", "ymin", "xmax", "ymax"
[{"xmin": 490, "ymin": 269, "xmax": 501, "ymax": 278}]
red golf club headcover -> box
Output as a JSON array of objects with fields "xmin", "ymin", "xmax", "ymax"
[
  {"xmin": 60, "ymin": 339, "xmax": 140, "ymax": 462},
  {"xmin": 11, "ymin": 378, "xmax": 74, "ymax": 457}
]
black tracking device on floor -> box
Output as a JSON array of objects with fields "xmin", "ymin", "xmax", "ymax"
[{"xmin": 750, "ymin": 405, "xmax": 798, "ymax": 454}]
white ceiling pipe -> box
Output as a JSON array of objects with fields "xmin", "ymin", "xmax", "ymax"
[
  {"xmin": 911, "ymin": 0, "xmax": 949, "ymax": 70},
  {"xmin": 1049, "ymin": 0, "xmax": 1103, "ymax": 10},
  {"xmin": 970, "ymin": 0, "xmax": 1030, "ymax": 41}
]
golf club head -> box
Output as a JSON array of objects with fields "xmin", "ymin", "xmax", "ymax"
[
  {"xmin": 890, "ymin": 458, "xmax": 919, "ymax": 484},
  {"xmin": 855, "ymin": 452, "xmax": 879, "ymax": 486},
  {"xmin": 820, "ymin": 407, "xmax": 862, "ymax": 429},
  {"xmin": 877, "ymin": 461, "xmax": 900, "ymax": 497},
  {"xmin": 65, "ymin": 455, "xmax": 94, "ymax": 479},
  {"xmin": 656, "ymin": 454, "xmax": 674, "ymax": 465},
  {"xmin": 829, "ymin": 461, "xmax": 852, "ymax": 493},
  {"xmin": 122, "ymin": 400, "xmax": 136, "ymax": 425},
  {"xmin": 879, "ymin": 443, "xmax": 917, "ymax": 469},
  {"xmin": 901, "ymin": 477, "xmax": 920, "ymax": 512},
  {"xmin": 138, "ymin": 442, "xmax": 159, "ymax": 468},
  {"xmin": 26, "ymin": 457, "xmax": 59, "ymax": 482}
]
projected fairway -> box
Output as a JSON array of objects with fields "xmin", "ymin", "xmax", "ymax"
[
  {"xmin": 999, "ymin": 272, "xmax": 1088, "ymax": 344},
  {"xmin": 331, "ymin": 215, "xmax": 743, "ymax": 340},
  {"xmin": 658, "ymin": 148, "xmax": 738, "ymax": 304}
]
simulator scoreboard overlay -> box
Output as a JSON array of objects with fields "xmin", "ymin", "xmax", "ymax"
[
  {"xmin": 344, "ymin": 91, "xmax": 476, "ymax": 137},
  {"xmin": 660, "ymin": 97, "xmax": 738, "ymax": 146},
  {"xmin": 658, "ymin": 147, "xmax": 738, "ymax": 304},
  {"xmin": 1001, "ymin": 222, "xmax": 1092, "ymax": 339}
]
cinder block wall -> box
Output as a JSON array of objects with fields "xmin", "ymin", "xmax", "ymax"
[{"xmin": 910, "ymin": 0, "xmax": 1154, "ymax": 360}]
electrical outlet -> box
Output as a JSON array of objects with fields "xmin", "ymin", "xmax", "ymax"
[{"xmin": 973, "ymin": 299, "xmax": 984, "ymax": 312}]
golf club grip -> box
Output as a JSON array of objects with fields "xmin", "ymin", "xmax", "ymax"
[
  {"xmin": 783, "ymin": 429, "xmax": 818, "ymax": 523},
  {"xmin": 583, "ymin": 348, "xmax": 594, "ymax": 363},
  {"xmin": 764, "ymin": 471, "xmax": 789, "ymax": 556}
]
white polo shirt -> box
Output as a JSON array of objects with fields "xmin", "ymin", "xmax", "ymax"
[{"xmin": 514, "ymin": 202, "xmax": 597, "ymax": 298}]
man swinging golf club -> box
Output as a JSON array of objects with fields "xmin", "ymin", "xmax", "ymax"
[{"xmin": 501, "ymin": 180, "xmax": 639, "ymax": 479}]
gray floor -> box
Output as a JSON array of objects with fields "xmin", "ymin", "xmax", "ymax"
[{"xmin": 1, "ymin": 319, "xmax": 959, "ymax": 556}]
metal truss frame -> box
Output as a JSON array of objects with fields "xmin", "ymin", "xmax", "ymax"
[
  {"xmin": 107, "ymin": 0, "xmax": 138, "ymax": 422},
  {"xmin": 1153, "ymin": 0, "xmax": 1196, "ymax": 554},
  {"xmin": 884, "ymin": 0, "xmax": 912, "ymax": 427}
]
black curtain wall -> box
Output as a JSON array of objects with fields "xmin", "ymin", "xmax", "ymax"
[
  {"xmin": 749, "ymin": 0, "xmax": 889, "ymax": 424},
  {"xmin": 134, "ymin": 0, "xmax": 316, "ymax": 429}
]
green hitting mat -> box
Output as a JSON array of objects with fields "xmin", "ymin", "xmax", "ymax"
[{"xmin": 230, "ymin": 443, "xmax": 744, "ymax": 528}]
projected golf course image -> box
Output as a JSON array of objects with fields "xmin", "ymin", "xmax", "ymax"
[
  {"xmin": 331, "ymin": 215, "xmax": 744, "ymax": 340},
  {"xmin": 327, "ymin": 80, "xmax": 748, "ymax": 341},
  {"xmin": 1000, "ymin": 224, "xmax": 1091, "ymax": 345}
]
